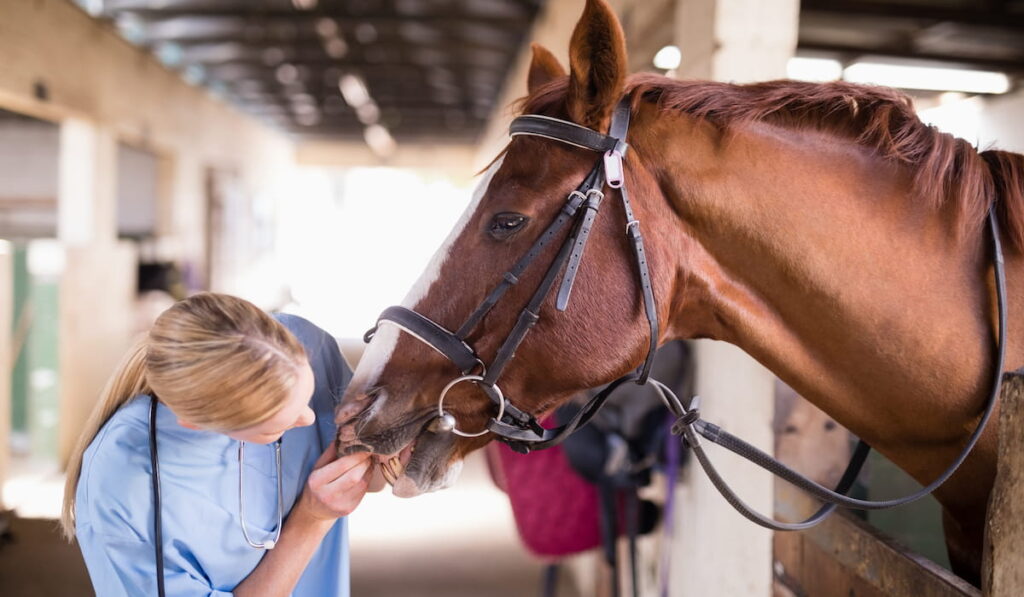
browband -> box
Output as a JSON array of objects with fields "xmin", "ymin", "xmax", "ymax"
[{"xmin": 511, "ymin": 114, "xmax": 629, "ymax": 156}]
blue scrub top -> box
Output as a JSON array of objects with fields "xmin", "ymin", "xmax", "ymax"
[{"xmin": 75, "ymin": 314, "xmax": 352, "ymax": 596}]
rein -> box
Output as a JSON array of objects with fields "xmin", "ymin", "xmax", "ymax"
[{"xmin": 365, "ymin": 95, "xmax": 1009, "ymax": 531}]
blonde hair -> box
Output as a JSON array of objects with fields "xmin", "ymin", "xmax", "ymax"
[{"xmin": 61, "ymin": 292, "xmax": 307, "ymax": 540}]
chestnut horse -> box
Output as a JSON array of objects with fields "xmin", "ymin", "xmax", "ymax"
[{"xmin": 336, "ymin": 0, "xmax": 1024, "ymax": 582}]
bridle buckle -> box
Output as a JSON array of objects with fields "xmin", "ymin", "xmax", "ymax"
[{"xmin": 604, "ymin": 149, "xmax": 625, "ymax": 188}]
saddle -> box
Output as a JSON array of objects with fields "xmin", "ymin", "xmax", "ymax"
[{"xmin": 489, "ymin": 341, "xmax": 691, "ymax": 597}]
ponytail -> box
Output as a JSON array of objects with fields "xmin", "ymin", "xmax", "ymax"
[{"xmin": 61, "ymin": 337, "xmax": 150, "ymax": 540}]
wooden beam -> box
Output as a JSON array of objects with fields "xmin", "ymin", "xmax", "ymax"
[
  {"xmin": 982, "ymin": 371, "xmax": 1024, "ymax": 595},
  {"xmin": 802, "ymin": 0, "xmax": 1024, "ymax": 28}
]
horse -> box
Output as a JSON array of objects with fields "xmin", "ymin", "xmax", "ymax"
[{"xmin": 335, "ymin": 0, "xmax": 1024, "ymax": 583}]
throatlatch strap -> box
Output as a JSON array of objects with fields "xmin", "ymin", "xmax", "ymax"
[{"xmin": 608, "ymin": 97, "xmax": 659, "ymax": 384}]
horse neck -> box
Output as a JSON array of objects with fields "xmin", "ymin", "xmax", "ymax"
[{"xmin": 642, "ymin": 113, "xmax": 996, "ymax": 491}]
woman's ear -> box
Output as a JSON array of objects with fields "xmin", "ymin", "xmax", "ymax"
[
  {"xmin": 527, "ymin": 43, "xmax": 567, "ymax": 95},
  {"xmin": 566, "ymin": 0, "xmax": 629, "ymax": 130}
]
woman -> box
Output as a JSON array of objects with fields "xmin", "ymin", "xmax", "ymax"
[{"xmin": 61, "ymin": 292, "xmax": 374, "ymax": 596}]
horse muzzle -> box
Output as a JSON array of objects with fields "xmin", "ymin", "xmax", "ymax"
[{"xmin": 335, "ymin": 389, "xmax": 465, "ymax": 497}]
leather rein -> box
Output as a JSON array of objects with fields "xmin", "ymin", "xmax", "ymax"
[{"xmin": 364, "ymin": 94, "xmax": 1008, "ymax": 531}]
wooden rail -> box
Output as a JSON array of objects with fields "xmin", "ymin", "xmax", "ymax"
[
  {"xmin": 773, "ymin": 390, "xmax": 983, "ymax": 597},
  {"xmin": 775, "ymin": 373, "xmax": 1024, "ymax": 596},
  {"xmin": 982, "ymin": 371, "xmax": 1024, "ymax": 595},
  {"xmin": 775, "ymin": 503, "xmax": 979, "ymax": 597}
]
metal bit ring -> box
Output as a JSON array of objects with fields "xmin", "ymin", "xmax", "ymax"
[{"xmin": 436, "ymin": 375, "xmax": 505, "ymax": 438}]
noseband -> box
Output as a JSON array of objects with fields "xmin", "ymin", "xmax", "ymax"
[
  {"xmin": 365, "ymin": 94, "xmax": 1009, "ymax": 532},
  {"xmin": 365, "ymin": 96, "xmax": 658, "ymax": 453}
]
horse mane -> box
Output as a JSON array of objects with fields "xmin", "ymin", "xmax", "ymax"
[{"xmin": 520, "ymin": 74, "xmax": 1024, "ymax": 251}]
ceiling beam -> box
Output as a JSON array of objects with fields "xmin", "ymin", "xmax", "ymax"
[{"xmin": 802, "ymin": 0, "xmax": 1024, "ymax": 28}]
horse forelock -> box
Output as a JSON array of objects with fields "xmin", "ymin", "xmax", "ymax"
[{"xmin": 519, "ymin": 73, "xmax": 1024, "ymax": 252}]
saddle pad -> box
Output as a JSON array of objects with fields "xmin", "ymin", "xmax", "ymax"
[{"xmin": 489, "ymin": 439, "xmax": 602, "ymax": 558}]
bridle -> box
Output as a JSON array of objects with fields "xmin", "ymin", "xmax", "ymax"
[
  {"xmin": 364, "ymin": 94, "xmax": 1009, "ymax": 532},
  {"xmin": 365, "ymin": 96, "xmax": 657, "ymax": 454}
]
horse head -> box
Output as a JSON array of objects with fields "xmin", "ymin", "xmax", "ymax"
[{"xmin": 335, "ymin": 0, "xmax": 681, "ymax": 497}]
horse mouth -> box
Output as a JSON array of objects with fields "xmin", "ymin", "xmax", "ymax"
[
  {"xmin": 338, "ymin": 411, "xmax": 461, "ymax": 498},
  {"xmin": 376, "ymin": 443, "xmax": 415, "ymax": 486}
]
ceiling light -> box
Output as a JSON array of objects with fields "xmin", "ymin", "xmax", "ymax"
[
  {"xmin": 355, "ymin": 101, "xmax": 381, "ymax": 125},
  {"xmin": 262, "ymin": 47, "xmax": 286, "ymax": 66},
  {"xmin": 843, "ymin": 62, "xmax": 1010, "ymax": 94},
  {"xmin": 324, "ymin": 38, "xmax": 348, "ymax": 59},
  {"xmin": 275, "ymin": 64, "xmax": 300, "ymax": 85},
  {"xmin": 339, "ymin": 74, "xmax": 371, "ymax": 107},
  {"xmin": 653, "ymin": 45, "xmax": 681, "ymax": 71},
  {"xmin": 355, "ymin": 23, "xmax": 379, "ymax": 44},
  {"xmin": 787, "ymin": 57, "xmax": 842, "ymax": 82},
  {"xmin": 364, "ymin": 124, "xmax": 396, "ymax": 158},
  {"xmin": 315, "ymin": 18, "xmax": 338, "ymax": 38},
  {"xmin": 292, "ymin": 0, "xmax": 317, "ymax": 10}
]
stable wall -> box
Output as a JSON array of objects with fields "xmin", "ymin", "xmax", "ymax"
[
  {"xmin": 0, "ymin": 0, "xmax": 298, "ymax": 466},
  {"xmin": 0, "ymin": 0, "xmax": 293, "ymax": 289}
]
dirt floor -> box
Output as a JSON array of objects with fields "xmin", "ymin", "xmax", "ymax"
[
  {"xmin": 0, "ymin": 452, "xmax": 579, "ymax": 596},
  {"xmin": 0, "ymin": 514, "xmax": 92, "ymax": 596}
]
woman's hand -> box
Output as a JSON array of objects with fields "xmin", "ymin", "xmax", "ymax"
[
  {"xmin": 296, "ymin": 444, "xmax": 373, "ymax": 522},
  {"xmin": 236, "ymin": 444, "xmax": 371, "ymax": 596}
]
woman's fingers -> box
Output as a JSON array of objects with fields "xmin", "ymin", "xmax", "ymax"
[
  {"xmin": 307, "ymin": 451, "xmax": 370, "ymax": 489},
  {"xmin": 300, "ymin": 448, "xmax": 374, "ymax": 519}
]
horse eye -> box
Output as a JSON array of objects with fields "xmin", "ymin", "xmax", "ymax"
[{"xmin": 488, "ymin": 212, "xmax": 529, "ymax": 240}]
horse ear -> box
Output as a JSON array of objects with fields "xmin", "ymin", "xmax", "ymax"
[
  {"xmin": 566, "ymin": 0, "xmax": 628, "ymax": 129},
  {"xmin": 527, "ymin": 43, "xmax": 567, "ymax": 95}
]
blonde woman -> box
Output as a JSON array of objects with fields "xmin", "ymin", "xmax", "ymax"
[{"xmin": 62, "ymin": 292, "xmax": 374, "ymax": 596}]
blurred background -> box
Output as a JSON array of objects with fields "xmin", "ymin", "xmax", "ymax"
[{"xmin": 0, "ymin": 0, "xmax": 1022, "ymax": 596}]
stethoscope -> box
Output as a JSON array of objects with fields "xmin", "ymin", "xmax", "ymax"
[{"xmin": 149, "ymin": 396, "xmax": 284, "ymax": 597}]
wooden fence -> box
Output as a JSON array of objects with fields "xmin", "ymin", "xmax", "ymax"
[{"xmin": 773, "ymin": 373, "xmax": 1024, "ymax": 597}]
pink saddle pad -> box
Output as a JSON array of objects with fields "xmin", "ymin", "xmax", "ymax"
[{"xmin": 487, "ymin": 439, "xmax": 601, "ymax": 558}]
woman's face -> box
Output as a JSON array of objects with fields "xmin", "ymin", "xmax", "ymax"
[{"xmin": 225, "ymin": 362, "xmax": 317, "ymax": 444}]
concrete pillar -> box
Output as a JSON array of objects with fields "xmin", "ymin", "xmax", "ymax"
[
  {"xmin": 676, "ymin": 0, "xmax": 799, "ymax": 82},
  {"xmin": 0, "ymin": 240, "xmax": 11, "ymax": 508},
  {"xmin": 671, "ymin": 1, "xmax": 798, "ymax": 596},
  {"xmin": 58, "ymin": 118, "xmax": 117, "ymax": 247}
]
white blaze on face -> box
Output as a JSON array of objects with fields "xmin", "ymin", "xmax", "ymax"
[{"xmin": 349, "ymin": 157, "xmax": 506, "ymax": 399}]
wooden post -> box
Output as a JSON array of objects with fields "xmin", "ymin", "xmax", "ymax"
[
  {"xmin": 982, "ymin": 371, "xmax": 1024, "ymax": 595},
  {"xmin": 0, "ymin": 240, "xmax": 12, "ymax": 509}
]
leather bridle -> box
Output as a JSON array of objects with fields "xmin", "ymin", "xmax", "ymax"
[
  {"xmin": 364, "ymin": 94, "xmax": 1009, "ymax": 531},
  {"xmin": 365, "ymin": 96, "xmax": 658, "ymax": 454}
]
